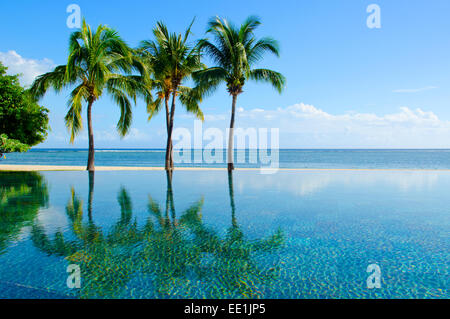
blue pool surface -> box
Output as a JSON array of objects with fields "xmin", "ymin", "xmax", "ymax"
[{"xmin": 0, "ymin": 170, "xmax": 448, "ymax": 299}]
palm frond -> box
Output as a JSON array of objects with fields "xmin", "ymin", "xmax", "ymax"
[
  {"xmin": 192, "ymin": 67, "xmax": 228, "ymax": 97},
  {"xmin": 179, "ymin": 86, "xmax": 204, "ymax": 121},
  {"xmin": 184, "ymin": 17, "xmax": 196, "ymax": 43},
  {"xmin": 65, "ymin": 84, "xmax": 88, "ymax": 142},
  {"xmin": 249, "ymin": 69, "xmax": 286, "ymax": 93},
  {"xmin": 147, "ymin": 96, "xmax": 163, "ymax": 121},
  {"xmin": 197, "ymin": 39, "xmax": 227, "ymax": 68},
  {"xmin": 29, "ymin": 65, "xmax": 68, "ymax": 100},
  {"xmin": 239, "ymin": 15, "xmax": 261, "ymax": 43},
  {"xmin": 247, "ymin": 37, "xmax": 280, "ymax": 64},
  {"xmin": 109, "ymin": 87, "xmax": 133, "ymax": 137},
  {"xmin": 140, "ymin": 18, "xmax": 206, "ymax": 124},
  {"xmin": 199, "ymin": 15, "xmax": 285, "ymax": 96},
  {"xmin": 32, "ymin": 20, "xmax": 151, "ymax": 147}
]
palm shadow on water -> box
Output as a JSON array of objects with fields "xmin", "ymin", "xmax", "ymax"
[
  {"xmin": 0, "ymin": 172, "xmax": 48, "ymax": 255},
  {"xmin": 31, "ymin": 171, "xmax": 285, "ymax": 299}
]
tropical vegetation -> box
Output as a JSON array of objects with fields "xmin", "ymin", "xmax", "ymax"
[
  {"xmin": 194, "ymin": 16, "xmax": 286, "ymax": 171},
  {"xmin": 0, "ymin": 62, "xmax": 49, "ymax": 156},
  {"xmin": 30, "ymin": 20, "xmax": 151, "ymax": 171},
  {"xmin": 2, "ymin": 16, "xmax": 285, "ymax": 171},
  {"xmin": 139, "ymin": 20, "xmax": 205, "ymax": 170},
  {"xmin": 0, "ymin": 134, "xmax": 30, "ymax": 157}
]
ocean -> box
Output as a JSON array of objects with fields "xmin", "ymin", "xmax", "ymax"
[{"xmin": 2, "ymin": 149, "xmax": 450, "ymax": 169}]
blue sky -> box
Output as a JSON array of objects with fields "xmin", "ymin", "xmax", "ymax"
[{"xmin": 1, "ymin": 0, "xmax": 450, "ymax": 148}]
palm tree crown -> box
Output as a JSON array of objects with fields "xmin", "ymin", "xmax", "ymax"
[
  {"xmin": 139, "ymin": 20, "xmax": 206, "ymax": 170},
  {"xmin": 30, "ymin": 20, "xmax": 150, "ymax": 170},
  {"xmin": 193, "ymin": 16, "xmax": 286, "ymax": 171},
  {"xmin": 194, "ymin": 16, "xmax": 285, "ymax": 96},
  {"xmin": 139, "ymin": 22, "xmax": 204, "ymax": 123}
]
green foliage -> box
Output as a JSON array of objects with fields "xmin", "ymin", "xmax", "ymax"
[
  {"xmin": 0, "ymin": 62, "xmax": 49, "ymax": 147},
  {"xmin": 0, "ymin": 134, "xmax": 30, "ymax": 155},
  {"xmin": 30, "ymin": 20, "xmax": 150, "ymax": 142},
  {"xmin": 193, "ymin": 16, "xmax": 286, "ymax": 96},
  {"xmin": 139, "ymin": 20, "xmax": 206, "ymax": 122}
]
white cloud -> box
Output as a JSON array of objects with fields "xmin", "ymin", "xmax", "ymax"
[
  {"xmin": 0, "ymin": 50, "xmax": 55, "ymax": 86},
  {"xmin": 75, "ymin": 127, "xmax": 150, "ymax": 142},
  {"xmin": 44, "ymin": 126, "xmax": 151, "ymax": 148},
  {"xmin": 232, "ymin": 103, "xmax": 450, "ymax": 148},
  {"xmin": 392, "ymin": 86, "xmax": 438, "ymax": 93},
  {"xmin": 204, "ymin": 114, "xmax": 227, "ymax": 121},
  {"xmin": 123, "ymin": 128, "xmax": 150, "ymax": 141},
  {"xmin": 42, "ymin": 102, "xmax": 450, "ymax": 149},
  {"xmin": 272, "ymin": 103, "xmax": 441, "ymax": 126}
]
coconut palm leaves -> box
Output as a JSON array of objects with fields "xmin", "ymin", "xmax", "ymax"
[
  {"xmin": 30, "ymin": 20, "xmax": 151, "ymax": 171},
  {"xmin": 139, "ymin": 20, "xmax": 205, "ymax": 171},
  {"xmin": 193, "ymin": 16, "xmax": 286, "ymax": 171}
]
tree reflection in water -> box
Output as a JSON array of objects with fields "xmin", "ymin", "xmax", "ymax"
[
  {"xmin": 0, "ymin": 172, "xmax": 48, "ymax": 254},
  {"xmin": 31, "ymin": 171, "xmax": 284, "ymax": 298}
]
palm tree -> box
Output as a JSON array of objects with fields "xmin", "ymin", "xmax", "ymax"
[
  {"xmin": 30, "ymin": 20, "xmax": 150, "ymax": 171},
  {"xmin": 139, "ymin": 20, "xmax": 205, "ymax": 171},
  {"xmin": 194, "ymin": 16, "xmax": 286, "ymax": 171},
  {"xmin": 138, "ymin": 48, "xmax": 204, "ymax": 170}
]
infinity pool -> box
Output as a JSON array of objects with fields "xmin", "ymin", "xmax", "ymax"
[{"xmin": 0, "ymin": 170, "xmax": 448, "ymax": 299}]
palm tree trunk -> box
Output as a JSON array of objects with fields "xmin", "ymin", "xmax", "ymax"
[
  {"xmin": 165, "ymin": 90, "xmax": 177, "ymax": 171},
  {"xmin": 86, "ymin": 99, "xmax": 95, "ymax": 171},
  {"xmin": 227, "ymin": 94, "xmax": 238, "ymax": 171},
  {"xmin": 164, "ymin": 97, "xmax": 173, "ymax": 170}
]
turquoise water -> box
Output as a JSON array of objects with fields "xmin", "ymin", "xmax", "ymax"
[
  {"xmin": 0, "ymin": 170, "xmax": 448, "ymax": 299},
  {"xmin": 3, "ymin": 149, "xmax": 450, "ymax": 169}
]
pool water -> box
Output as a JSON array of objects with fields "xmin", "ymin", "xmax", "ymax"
[{"xmin": 0, "ymin": 170, "xmax": 448, "ymax": 299}]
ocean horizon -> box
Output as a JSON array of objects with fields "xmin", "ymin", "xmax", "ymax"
[{"xmin": 3, "ymin": 148, "xmax": 450, "ymax": 169}]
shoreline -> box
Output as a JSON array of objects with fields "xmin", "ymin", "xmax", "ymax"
[{"xmin": 2, "ymin": 164, "xmax": 450, "ymax": 172}]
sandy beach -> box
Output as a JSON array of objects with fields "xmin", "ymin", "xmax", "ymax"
[
  {"xmin": 2, "ymin": 164, "xmax": 450, "ymax": 172},
  {"xmin": 0, "ymin": 165, "xmax": 212, "ymax": 171}
]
